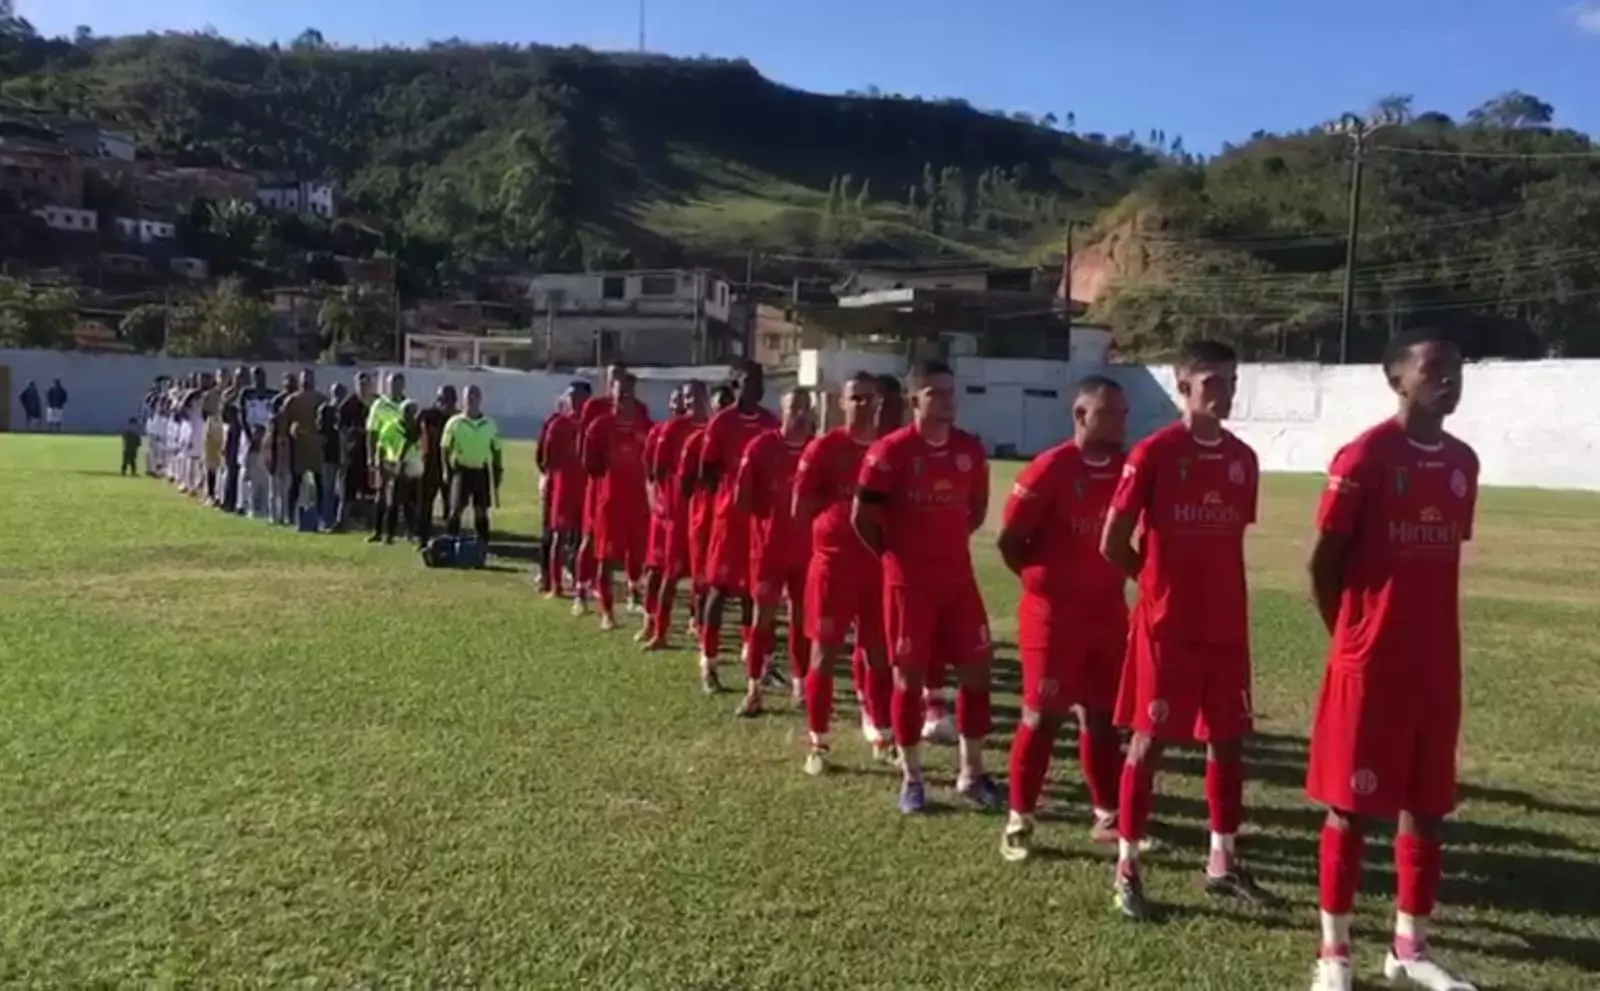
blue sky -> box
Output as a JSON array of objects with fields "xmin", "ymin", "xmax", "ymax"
[{"xmin": 18, "ymin": 0, "xmax": 1600, "ymax": 151}]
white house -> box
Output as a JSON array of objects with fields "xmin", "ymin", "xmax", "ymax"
[
  {"xmin": 32, "ymin": 206, "xmax": 97, "ymax": 233},
  {"xmin": 527, "ymin": 269, "xmax": 733, "ymax": 321},
  {"xmin": 96, "ymin": 129, "xmax": 135, "ymax": 162},
  {"xmin": 113, "ymin": 216, "xmax": 177, "ymax": 244},
  {"xmin": 256, "ymin": 179, "xmax": 337, "ymax": 219}
]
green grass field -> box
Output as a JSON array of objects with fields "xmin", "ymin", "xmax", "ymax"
[{"xmin": 2, "ymin": 434, "xmax": 1598, "ymax": 989}]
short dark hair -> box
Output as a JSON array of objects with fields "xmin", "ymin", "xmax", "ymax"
[
  {"xmin": 1175, "ymin": 339, "xmax": 1238, "ymax": 371},
  {"xmin": 711, "ymin": 384, "xmax": 737, "ymax": 407},
  {"xmin": 569, "ymin": 380, "xmax": 592, "ymax": 393},
  {"xmin": 910, "ymin": 360, "xmax": 954, "ymax": 387},
  {"xmin": 846, "ymin": 370, "xmax": 879, "ymax": 389},
  {"xmin": 1382, "ymin": 327, "xmax": 1458, "ymax": 377},
  {"xmin": 1075, "ymin": 374, "xmax": 1123, "ymax": 397},
  {"xmin": 876, "ymin": 374, "xmax": 903, "ymax": 396}
]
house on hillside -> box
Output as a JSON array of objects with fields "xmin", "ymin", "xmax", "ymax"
[
  {"xmin": 0, "ymin": 137, "xmax": 83, "ymax": 207},
  {"xmin": 833, "ymin": 263, "xmax": 1039, "ymax": 298},
  {"xmin": 257, "ymin": 178, "xmax": 337, "ymax": 219},
  {"xmin": 32, "ymin": 205, "xmax": 98, "ymax": 233}
]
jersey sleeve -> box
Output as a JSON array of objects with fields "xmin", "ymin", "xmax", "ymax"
[
  {"xmin": 582, "ymin": 417, "xmax": 610, "ymax": 478},
  {"xmin": 967, "ymin": 437, "xmax": 991, "ymax": 531},
  {"xmin": 794, "ymin": 434, "xmax": 831, "ymax": 505},
  {"xmin": 1460, "ymin": 446, "xmax": 1480, "ymax": 542},
  {"xmin": 733, "ymin": 436, "xmax": 766, "ymax": 515},
  {"xmin": 1003, "ymin": 452, "xmax": 1057, "ymax": 534},
  {"xmin": 1110, "ymin": 436, "xmax": 1159, "ymax": 518},
  {"xmin": 1243, "ymin": 445, "xmax": 1260, "ymax": 526},
  {"xmin": 1316, "ymin": 441, "xmax": 1374, "ymax": 536},
  {"xmin": 857, "ymin": 436, "xmax": 897, "ymax": 501}
]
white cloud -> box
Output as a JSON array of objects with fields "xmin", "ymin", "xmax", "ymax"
[{"xmin": 1572, "ymin": 1, "xmax": 1600, "ymax": 35}]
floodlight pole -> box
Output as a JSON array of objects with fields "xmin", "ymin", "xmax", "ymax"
[{"xmin": 1327, "ymin": 112, "xmax": 1394, "ymax": 364}]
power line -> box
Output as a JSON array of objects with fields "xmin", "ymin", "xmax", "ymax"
[
  {"xmin": 1126, "ymin": 247, "xmax": 1600, "ymax": 294},
  {"xmin": 1128, "ymin": 286, "xmax": 1600, "ymax": 323},
  {"xmin": 1374, "ymin": 144, "xmax": 1600, "ymax": 161}
]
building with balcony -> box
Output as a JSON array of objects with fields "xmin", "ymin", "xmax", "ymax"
[
  {"xmin": 33, "ymin": 205, "xmax": 98, "ymax": 233},
  {"xmin": 113, "ymin": 215, "xmax": 177, "ymax": 244}
]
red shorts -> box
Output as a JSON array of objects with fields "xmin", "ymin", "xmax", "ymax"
[
  {"xmin": 687, "ymin": 502, "xmax": 714, "ymax": 588},
  {"xmin": 1306, "ymin": 665, "xmax": 1460, "ymax": 818},
  {"xmin": 750, "ymin": 542, "xmax": 807, "ymax": 609},
  {"xmin": 596, "ymin": 501, "xmax": 649, "ymax": 575},
  {"xmin": 549, "ymin": 472, "xmax": 586, "ymax": 531},
  {"xmin": 582, "ymin": 483, "xmax": 602, "ymax": 537},
  {"xmin": 646, "ymin": 513, "xmax": 671, "ymax": 570},
  {"xmin": 806, "ymin": 552, "xmax": 884, "ymax": 650},
  {"xmin": 705, "ymin": 510, "xmax": 753, "ymax": 594},
  {"xmin": 1114, "ymin": 623, "xmax": 1253, "ymax": 743},
  {"xmin": 884, "ymin": 578, "xmax": 991, "ymax": 672},
  {"xmin": 664, "ymin": 517, "xmax": 692, "ymax": 580},
  {"xmin": 1019, "ymin": 601, "xmax": 1127, "ymax": 714}
]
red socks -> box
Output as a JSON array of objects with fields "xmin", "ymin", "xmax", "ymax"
[
  {"xmin": 1079, "ymin": 727, "xmax": 1121, "ymax": 812},
  {"xmin": 699, "ymin": 620, "xmax": 720, "ymax": 660},
  {"xmin": 890, "ymin": 683, "xmax": 925, "ymax": 749},
  {"xmin": 1205, "ymin": 753, "xmax": 1244, "ymax": 835},
  {"xmin": 652, "ymin": 581, "xmax": 677, "ymax": 639},
  {"xmin": 865, "ymin": 663, "xmax": 892, "ymax": 737},
  {"xmin": 788, "ymin": 623, "xmax": 810, "ymax": 682},
  {"xmin": 1008, "ymin": 720, "xmax": 1056, "ymax": 815},
  {"xmin": 1118, "ymin": 759, "xmax": 1155, "ymax": 843},
  {"xmin": 745, "ymin": 626, "xmax": 771, "ymax": 680},
  {"xmin": 597, "ymin": 577, "xmax": 615, "ymax": 615},
  {"xmin": 1395, "ymin": 832, "xmax": 1442, "ymax": 918},
  {"xmin": 1319, "ymin": 822, "xmax": 1365, "ymax": 915},
  {"xmin": 955, "ymin": 684, "xmax": 992, "ymax": 739},
  {"xmin": 805, "ymin": 662, "xmax": 833, "ymax": 736}
]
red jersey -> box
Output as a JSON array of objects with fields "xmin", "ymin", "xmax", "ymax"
[
  {"xmin": 542, "ymin": 413, "xmax": 584, "ymax": 484},
  {"xmin": 579, "ymin": 397, "xmax": 650, "ymax": 454},
  {"xmin": 679, "ymin": 429, "xmax": 712, "ymax": 526},
  {"xmin": 1317, "ymin": 419, "xmax": 1478, "ymax": 683},
  {"xmin": 652, "ymin": 416, "xmax": 701, "ymax": 512},
  {"xmin": 583, "ymin": 410, "xmax": 652, "ymax": 509},
  {"xmin": 1004, "ymin": 441, "xmax": 1127, "ymax": 624},
  {"xmin": 736, "ymin": 430, "xmax": 812, "ymax": 565},
  {"xmin": 535, "ymin": 412, "xmax": 561, "ymax": 472},
  {"xmin": 699, "ymin": 406, "xmax": 781, "ymax": 518},
  {"xmin": 858, "ymin": 425, "xmax": 989, "ymax": 588},
  {"xmin": 795, "ymin": 427, "xmax": 875, "ymax": 561},
  {"xmin": 1110, "ymin": 422, "xmax": 1258, "ymax": 645}
]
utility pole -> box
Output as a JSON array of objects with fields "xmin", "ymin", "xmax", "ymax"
[
  {"xmin": 1062, "ymin": 220, "xmax": 1077, "ymax": 336},
  {"xmin": 638, "ymin": 0, "xmax": 646, "ymax": 52},
  {"xmin": 1324, "ymin": 111, "xmax": 1397, "ymax": 364},
  {"xmin": 743, "ymin": 251, "xmax": 756, "ymax": 360}
]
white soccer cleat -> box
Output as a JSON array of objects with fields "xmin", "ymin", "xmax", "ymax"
[
  {"xmin": 1382, "ymin": 951, "xmax": 1478, "ymax": 991},
  {"xmin": 570, "ymin": 597, "xmax": 589, "ymax": 617},
  {"xmin": 1310, "ymin": 956, "xmax": 1353, "ymax": 991},
  {"xmin": 803, "ymin": 746, "xmax": 829, "ymax": 777},
  {"xmin": 1000, "ymin": 811, "xmax": 1035, "ymax": 863},
  {"xmin": 598, "ymin": 613, "xmax": 617, "ymax": 632},
  {"xmin": 922, "ymin": 713, "xmax": 958, "ymax": 746}
]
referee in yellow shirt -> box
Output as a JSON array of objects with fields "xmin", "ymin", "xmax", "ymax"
[{"xmin": 442, "ymin": 383, "xmax": 503, "ymax": 545}]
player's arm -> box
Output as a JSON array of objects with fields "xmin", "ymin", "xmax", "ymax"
[
  {"xmin": 967, "ymin": 442, "xmax": 991, "ymax": 534},
  {"xmin": 489, "ymin": 421, "xmax": 504, "ymax": 488},
  {"xmin": 535, "ymin": 417, "xmax": 555, "ymax": 474},
  {"xmin": 697, "ymin": 415, "xmax": 725, "ymax": 490},
  {"xmin": 1101, "ymin": 441, "xmax": 1155, "ymax": 579},
  {"xmin": 1308, "ymin": 443, "xmax": 1369, "ymax": 634},
  {"xmin": 997, "ymin": 458, "xmax": 1053, "ymax": 577},
  {"xmin": 582, "ymin": 420, "xmax": 609, "ymax": 478},
  {"xmin": 733, "ymin": 440, "xmax": 764, "ymax": 516},
  {"xmin": 679, "ymin": 437, "xmax": 703, "ymax": 502},
  {"xmin": 851, "ymin": 440, "xmax": 894, "ymax": 555},
  {"xmin": 791, "ymin": 440, "xmax": 827, "ymax": 525}
]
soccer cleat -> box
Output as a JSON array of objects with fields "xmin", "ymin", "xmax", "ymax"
[
  {"xmin": 999, "ymin": 811, "xmax": 1035, "ymax": 862},
  {"xmin": 872, "ymin": 740, "xmax": 898, "ymax": 764},
  {"xmin": 598, "ymin": 613, "xmax": 617, "ymax": 632},
  {"xmin": 1381, "ymin": 950, "xmax": 1478, "ymax": 991},
  {"xmin": 633, "ymin": 626, "xmax": 651, "ymax": 643},
  {"xmin": 1203, "ymin": 866, "xmax": 1281, "ymax": 907},
  {"xmin": 641, "ymin": 634, "xmax": 670, "ymax": 652},
  {"xmin": 734, "ymin": 693, "xmax": 764, "ymax": 718},
  {"xmin": 1113, "ymin": 869, "xmax": 1152, "ymax": 922},
  {"xmin": 1309, "ymin": 956, "xmax": 1354, "ymax": 991},
  {"xmin": 699, "ymin": 659, "xmax": 724, "ymax": 696},
  {"xmin": 957, "ymin": 773, "xmax": 1004, "ymax": 811},
  {"xmin": 1090, "ymin": 809, "xmax": 1120, "ymax": 845},
  {"xmin": 803, "ymin": 746, "xmax": 829, "ymax": 777},
  {"xmin": 898, "ymin": 779, "xmax": 927, "ymax": 815},
  {"xmin": 922, "ymin": 713, "xmax": 958, "ymax": 746},
  {"xmin": 860, "ymin": 711, "xmax": 880, "ymax": 745},
  {"xmin": 570, "ymin": 597, "xmax": 589, "ymax": 618}
]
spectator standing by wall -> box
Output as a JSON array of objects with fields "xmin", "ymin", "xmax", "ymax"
[
  {"xmin": 319, "ymin": 384, "xmax": 347, "ymax": 527},
  {"xmin": 18, "ymin": 381, "xmax": 41, "ymax": 431},
  {"xmin": 45, "ymin": 379, "xmax": 67, "ymax": 432},
  {"xmin": 335, "ymin": 372, "xmax": 373, "ymax": 531}
]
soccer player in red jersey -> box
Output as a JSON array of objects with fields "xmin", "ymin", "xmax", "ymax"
[
  {"xmin": 696, "ymin": 361, "xmax": 780, "ymax": 694},
  {"xmin": 642, "ymin": 381, "xmax": 709, "ymax": 649},
  {"xmin": 637, "ymin": 387, "xmax": 685, "ymax": 641},
  {"xmin": 1304, "ymin": 330, "xmax": 1479, "ymax": 991},
  {"xmin": 679, "ymin": 385, "xmax": 736, "ymax": 651},
  {"xmin": 997, "ymin": 376, "xmax": 1130, "ymax": 861},
  {"xmin": 853, "ymin": 360, "xmax": 1000, "ymax": 815},
  {"xmin": 731, "ymin": 387, "xmax": 816, "ymax": 717},
  {"xmin": 535, "ymin": 396, "xmax": 565, "ymax": 594},
  {"xmin": 574, "ymin": 364, "xmax": 650, "ymax": 615},
  {"xmin": 1099, "ymin": 339, "xmax": 1276, "ymax": 919},
  {"xmin": 583, "ymin": 373, "xmax": 653, "ymax": 631},
  {"xmin": 539, "ymin": 383, "xmax": 591, "ymax": 598},
  {"xmin": 796, "ymin": 372, "xmax": 895, "ymax": 772}
]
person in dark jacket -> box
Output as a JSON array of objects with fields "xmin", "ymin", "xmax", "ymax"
[
  {"xmin": 415, "ymin": 384, "xmax": 458, "ymax": 542},
  {"xmin": 18, "ymin": 381, "xmax": 41, "ymax": 430},
  {"xmin": 44, "ymin": 379, "xmax": 67, "ymax": 431}
]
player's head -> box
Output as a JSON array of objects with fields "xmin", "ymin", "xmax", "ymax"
[
  {"xmin": 401, "ymin": 399, "xmax": 420, "ymax": 425},
  {"xmin": 1174, "ymin": 339, "xmax": 1238, "ymax": 420},
  {"xmin": 781, "ymin": 387, "xmax": 814, "ymax": 439},
  {"xmin": 840, "ymin": 371, "xmax": 879, "ymax": 432},
  {"xmin": 463, "ymin": 383, "xmax": 483, "ymax": 415},
  {"xmin": 566, "ymin": 380, "xmax": 591, "ymax": 414},
  {"xmin": 251, "ymin": 366, "xmax": 267, "ymax": 389},
  {"xmin": 682, "ymin": 379, "xmax": 709, "ymax": 418},
  {"xmin": 875, "ymin": 373, "xmax": 905, "ymax": 430},
  {"xmin": 280, "ymin": 371, "xmax": 296, "ymax": 392},
  {"xmin": 605, "ymin": 362, "xmax": 627, "ymax": 391},
  {"xmin": 1073, "ymin": 375, "xmax": 1128, "ymax": 448},
  {"xmin": 711, "ymin": 383, "xmax": 737, "ymax": 412},
  {"xmin": 1384, "ymin": 327, "xmax": 1462, "ymax": 418},
  {"xmin": 331, "ymin": 382, "xmax": 349, "ymax": 403},
  {"xmin": 435, "ymin": 384, "xmax": 457, "ymax": 410},
  {"xmin": 908, "ymin": 360, "xmax": 956, "ymax": 428},
  {"xmin": 298, "ymin": 368, "xmax": 316, "ymax": 391},
  {"xmin": 732, "ymin": 360, "xmax": 765, "ymax": 407},
  {"xmin": 232, "ymin": 365, "xmax": 248, "ymax": 385},
  {"xmin": 611, "ymin": 372, "xmax": 637, "ymax": 404},
  {"xmin": 386, "ymin": 371, "xmax": 406, "ymax": 400}
]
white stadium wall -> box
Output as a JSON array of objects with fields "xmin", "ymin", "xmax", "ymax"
[{"xmin": 6, "ymin": 348, "xmax": 1600, "ymax": 491}]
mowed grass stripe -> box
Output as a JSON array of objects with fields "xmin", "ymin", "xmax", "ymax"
[{"xmin": 0, "ymin": 435, "xmax": 1597, "ymax": 989}]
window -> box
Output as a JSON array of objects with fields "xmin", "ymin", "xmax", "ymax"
[
  {"xmin": 965, "ymin": 385, "xmax": 988, "ymax": 395},
  {"xmin": 1023, "ymin": 388, "xmax": 1058, "ymax": 398},
  {"xmin": 639, "ymin": 274, "xmax": 677, "ymax": 296},
  {"xmin": 601, "ymin": 276, "xmax": 626, "ymax": 300}
]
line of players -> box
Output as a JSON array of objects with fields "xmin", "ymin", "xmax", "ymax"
[{"xmin": 538, "ymin": 330, "xmax": 1479, "ymax": 991}]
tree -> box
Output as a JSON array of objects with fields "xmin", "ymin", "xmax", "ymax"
[
  {"xmin": 1371, "ymin": 94, "xmax": 1415, "ymax": 124},
  {"xmin": 292, "ymin": 28, "xmax": 326, "ymax": 51},
  {"xmin": 0, "ymin": 278, "xmax": 77, "ymax": 349},
  {"xmin": 318, "ymin": 284, "xmax": 392, "ymax": 360},
  {"xmin": 166, "ymin": 279, "xmax": 271, "ymax": 359},
  {"xmin": 119, "ymin": 303, "xmax": 169, "ymax": 352},
  {"xmin": 1468, "ymin": 91, "xmax": 1554, "ymax": 129}
]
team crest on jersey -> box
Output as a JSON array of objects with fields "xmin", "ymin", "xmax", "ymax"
[
  {"xmin": 1228, "ymin": 460, "xmax": 1245, "ymax": 485},
  {"xmin": 1351, "ymin": 769, "xmax": 1378, "ymax": 796},
  {"xmin": 1395, "ymin": 467, "xmax": 1409, "ymax": 494},
  {"xmin": 955, "ymin": 453, "xmax": 972, "ymax": 473},
  {"xmin": 1450, "ymin": 469, "xmax": 1467, "ymax": 498},
  {"xmin": 1146, "ymin": 699, "xmax": 1170, "ymax": 724}
]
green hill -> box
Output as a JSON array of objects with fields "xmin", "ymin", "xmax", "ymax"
[{"xmin": 0, "ymin": 24, "xmax": 1158, "ymax": 274}]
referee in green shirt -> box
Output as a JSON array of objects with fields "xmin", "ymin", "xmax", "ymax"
[
  {"xmin": 365, "ymin": 372, "xmax": 406, "ymax": 494},
  {"xmin": 442, "ymin": 383, "xmax": 503, "ymax": 545}
]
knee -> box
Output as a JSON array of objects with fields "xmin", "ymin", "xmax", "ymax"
[
  {"xmin": 894, "ymin": 667, "xmax": 924, "ymax": 694},
  {"xmin": 1124, "ymin": 733, "xmax": 1159, "ymax": 766},
  {"xmin": 1207, "ymin": 738, "xmax": 1243, "ymax": 763},
  {"xmin": 1324, "ymin": 808, "xmax": 1363, "ymax": 834}
]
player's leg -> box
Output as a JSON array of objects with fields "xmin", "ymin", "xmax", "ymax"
[
  {"xmin": 884, "ymin": 584, "xmax": 935, "ymax": 813},
  {"xmin": 699, "ymin": 526, "xmax": 746, "ymax": 694},
  {"xmin": 784, "ymin": 564, "xmax": 810, "ymax": 701},
  {"xmin": 737, "ymin": 560, "xmax": 781, "ymax": 717},
  {"xmin": 947, "ymin": 587, "xmax": 1000, "ymax": 809},
  {"xmin": 1197, "ymin": 646, "xmax": 1278, "ymax": 904},
  {"xmin": 922, "ymin": 656, "xmax": 956, "ymax": 746},
  {"xmin": 638, "ymin": 565, "xmax": 663, "ymax": 641},
  {"xmin": 1002, "ymin": 634, "xmax": 1068, "ymax": 861},
  {"xmin": 1079, "ymin": 703, "xmax": 1123, "ymax": 844},
  {"xmin": 801, "ymin": 558, "xmax": 850, "ymax": 773}
]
